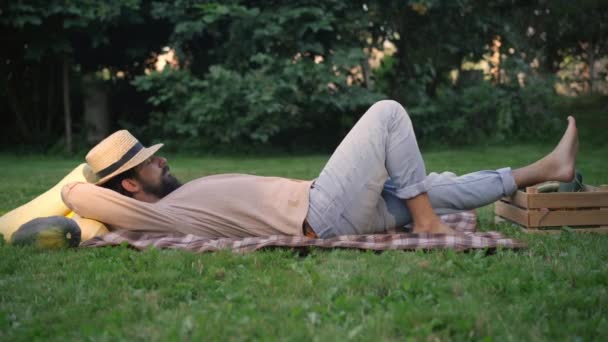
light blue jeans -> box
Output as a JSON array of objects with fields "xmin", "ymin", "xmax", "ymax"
[{"xmin": 306, "ymin": 100, "xmax": 518, "ymax": 238}]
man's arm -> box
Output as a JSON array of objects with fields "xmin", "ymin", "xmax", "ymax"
[{"xmin": 61, "ymin": 182, "xmax": 179, "ymax": 232}]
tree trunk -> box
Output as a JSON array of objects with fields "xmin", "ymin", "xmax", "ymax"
[
  {"xmin": 33, "ymin": 62, "xmax": 42, "ymax": 135},
  {"xmin": 361, "ymin": 58, "xmax": 374, "ymax": 90},
  {"xmin": 63, "ymin": 57, "xmax": 73, "ymax": 154},
  {"xmin": 83, "ymin": 74, "xmax": 110, "ymax": 145},
  {"xmin": 46, "ymin": 62, "xmax": 55, "ymax": 136},
  {"xmin": 6, "ymin": 73, "xmax": 30, "ymax": 140},
  {"xmin": 587, "ymin": 44, "xmax": 596, "ymax": 93}
]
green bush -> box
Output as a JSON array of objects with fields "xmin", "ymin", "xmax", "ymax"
[
  {"xmin": 133, "ymin": 66, "xmax": 290, "ymax": 146},
  {"xmin": 404, "ymin": 78, "xmax": 561, "ymax": 145},
  {"xmin": 374, "ymin": 52, "xmax": 562, "ymax": 146},
  {"xmin": 133, "ymin": 63, "xmax": 384, "ymax": 151},
  {"xmin": 131, "ymin": 1, "xmax": 387, "ymax": 152},
  {"xmin": 135, "ymin": 66, "xmax": 561, "ymax": 151}
]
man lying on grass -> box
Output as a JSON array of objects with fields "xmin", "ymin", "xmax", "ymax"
[{"xmin": 62, "ymin": 100, "xmax": 579, "ymax": 238}]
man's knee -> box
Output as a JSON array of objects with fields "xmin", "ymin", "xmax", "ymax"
[{"xmin": 368, "ymin": 100, "xmax": 411, "ymax": 129}]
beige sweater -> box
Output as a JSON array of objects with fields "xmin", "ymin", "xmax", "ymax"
[{"xmin": 61, "ymin": 174, "xmax": 313, "ymax": 238}]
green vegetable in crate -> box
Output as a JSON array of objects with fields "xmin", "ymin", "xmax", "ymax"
[
  {"xmin": 11, "ymin": 216, "xmax": 81, "ymax": 249},
  {"xmin": 537, "ymin": 181, "xmax": 560, "ymax": 193},
  {"xmin": 559, "ymin": 170, "xmax": 584, "ymax": 192}
]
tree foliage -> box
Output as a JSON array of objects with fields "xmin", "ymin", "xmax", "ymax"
[
  {"xmin": 1, "ymin": 0, "xmax": 606, "ymax": 151},
  {"xmin": 133, "ymin": 1, "xmax": 384, "ymax": 149},
  {"xmin": 0, "ymin": 0, "xmax": 169, "ymax": 148}
]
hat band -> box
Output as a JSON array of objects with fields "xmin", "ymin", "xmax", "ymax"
[{"xmin": 96, "ymin": 142, "xmax": 144, "ymax": 179}]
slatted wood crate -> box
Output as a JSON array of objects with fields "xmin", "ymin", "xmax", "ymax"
[{"xmin": 494, "ymin": 184, "xmax": 608, "ymax": 233}]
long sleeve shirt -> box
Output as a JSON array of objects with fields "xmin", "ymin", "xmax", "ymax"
[{"xmin": 61, "ymin": 174, "xmax": 313, "ymax": 238}]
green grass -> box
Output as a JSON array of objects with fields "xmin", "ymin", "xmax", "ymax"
[{"xmin": 1, "ymin": 117, "xmax": 608, "ymax": 340}]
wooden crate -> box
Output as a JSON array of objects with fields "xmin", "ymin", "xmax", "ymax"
[{"xmin": 494, "ymin": 184, "xmax": 608, "ymax": 233}]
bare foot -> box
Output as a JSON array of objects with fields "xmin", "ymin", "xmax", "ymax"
[
  {"xmin": 412, "ymin": 219, "xmax": 456, "ymax": 234},
  {"xmin": 539, "ymin": 116, "xmax": 579, "ymax": 182},
  {"xmin": 512, "ymin": 116, "xmax": 580, "ymax": 188}
]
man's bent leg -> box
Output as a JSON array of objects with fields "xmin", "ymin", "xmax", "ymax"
[
  {"xmin": 307, "ymin": 100, "xmax": 432, "ymax": 238},
  {"xmin": 378, "ymin": 115, "xmax": 578, "ymax": 230},
  {"xmin": 324, "ymin": 114, "xmax": 579, "ymax": 232}
]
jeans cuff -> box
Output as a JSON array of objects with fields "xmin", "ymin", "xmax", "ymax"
[
  {"xmin": 497, "ymin": 167, "xmax": 518, "ymax": 196},
  {"xmin": 395, "ymin": 177, "xmax": 433, "ymax": 199}
]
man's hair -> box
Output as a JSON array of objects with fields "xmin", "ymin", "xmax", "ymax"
[{"xmin": 100, "ymin": 168, "xmax": 137, "ymax": 197}]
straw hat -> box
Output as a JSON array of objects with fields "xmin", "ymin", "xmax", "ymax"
[{"xmin": 86, "ymin": 130, "xmax": 163, "ymax": 185}]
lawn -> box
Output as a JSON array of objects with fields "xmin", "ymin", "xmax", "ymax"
[{"xmin": 1, "ymin": 112, "xmax": 608, "ymax": 340}]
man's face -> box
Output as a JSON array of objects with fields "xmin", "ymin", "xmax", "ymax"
[{"xmin": 133, "ymin": 155, "xmax": 182, "ymax": 198}]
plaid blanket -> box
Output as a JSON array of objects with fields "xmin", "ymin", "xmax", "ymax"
[{"xmin": 80, "ymin": 211, "xmax": 525, "ymax": 253}]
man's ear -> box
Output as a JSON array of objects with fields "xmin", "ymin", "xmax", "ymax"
[{"xmin": 120, "ymin": 178, "xmax": 140, "ymax": 193}]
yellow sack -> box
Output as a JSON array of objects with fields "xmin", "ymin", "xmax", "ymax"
[{"xmin": 0, "ymin": 163, "xmax": 101, "ymax": 242}]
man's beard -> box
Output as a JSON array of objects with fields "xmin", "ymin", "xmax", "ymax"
[{"xmin": 139, "ymin": 166, "xmax": 182, "ymax": 198}]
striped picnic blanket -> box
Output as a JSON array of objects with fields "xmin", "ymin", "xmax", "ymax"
[{"xmin": 80, "ymin": 211, "xmax": 525, "ymax": 252}]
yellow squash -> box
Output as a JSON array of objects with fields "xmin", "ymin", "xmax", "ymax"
[{"xmin": 0, "ymin": 163, "xmax": 108, "ymax": 242}]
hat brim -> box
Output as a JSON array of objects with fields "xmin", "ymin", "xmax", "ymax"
[{"xmin": 93, "ymin": 143, "xmax": 164, "ymax": 185}]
